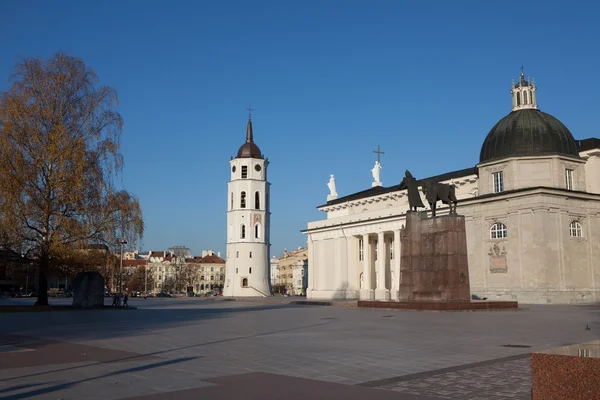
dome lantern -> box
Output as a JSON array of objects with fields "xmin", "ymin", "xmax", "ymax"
[{"xmin": 511, "ymin": 68, "xmax": 537, "ymax": 111}]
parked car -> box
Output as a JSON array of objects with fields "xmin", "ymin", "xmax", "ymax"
[{"xmin": 156, "ymin": 292, "xmax": 171, "ymax": 298}]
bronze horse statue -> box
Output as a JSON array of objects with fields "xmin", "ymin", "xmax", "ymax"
[{"xmin": 422, "ymin": 180, "xmax": 458, "ymax": 217}]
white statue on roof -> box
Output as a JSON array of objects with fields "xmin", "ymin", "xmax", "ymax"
[
  {"xmin": 371, "ymin": 161, "xmax": 382, "ymax": 187},
  {"xmin": 327, "ymin": 174, "xmax": 338, "ymax": 201}
]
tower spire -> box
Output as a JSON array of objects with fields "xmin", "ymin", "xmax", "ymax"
[{"xmin": 246, "ymin": 105, "xmax": 254, "ymax": 143}]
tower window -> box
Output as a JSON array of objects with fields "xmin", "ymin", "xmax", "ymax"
[
  {"xmin": 240, "ymin": 191, "xmax": 246, "ymax": 208},
  {"xmin": 490, "ymin": 223, "xmax": 508, "ymax": 239},
  {"xmin": 358, "ymin": 239, "xmax": 364, "ymax": 261},
  {"xmin": 255, "ymin": 224, "xmax": 260, "ymax": 239},
  {"xmin": 255, "ymin": 191, "xmax": 260, "ymax": 209},
  {"xmin": 230, "ymin": 192, "xmax": 234, "ymax": 209},
  {"xmin": 516, "ymin": 92, "xmax": 521, "ymax": 106},
  {"xmin": 569, "ymin": 221, "xmax": 582, "ymax": 237},
  {"xmin": 565, "ymin": 169, "xmax": 574, "ymax": 190},
  {"xmin": 242, "ymin": 166, "xmax": 248, "ymax": 179},
  {"xmin": 236, "ymin": 268, "xmax": 238, "ymax": 273},
  {"xmin": 236, "ymin": 251, "xmax": 239, "ymax": 258},
  {"xmin": 249, "ymin": 251, "xmax": 252, "ymax": 258},
  {"xmin": 492, "ymin": 171, "xmax": 504, "ymax": 193},
  {"xmin": 241, "ymin": 224, "xmax": 246, "ymax": 239},
  {"xmin": 524, "ymin": 90, "xmax": 528, "ymax": 105},
  {"xmin": 242, "ymin": 278, "xmax": 248, "ymax": 287},
  {"xmin": 249, "ymin": 267, "xmax": 252, "ymax": 274}
]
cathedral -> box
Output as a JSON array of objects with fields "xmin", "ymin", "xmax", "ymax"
[
  {"xmin": 303, "ymin": 72, "xmax": 600, "ymax": 304},
  {"xmin": 223, "ymin": 114, "xmax": 272, "ymax": 297}
]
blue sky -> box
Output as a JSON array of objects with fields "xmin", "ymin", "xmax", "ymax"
[{"xmin": 1, "ymin": 0, "xmax": 598, "ymax": 256}]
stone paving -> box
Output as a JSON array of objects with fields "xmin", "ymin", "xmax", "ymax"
[{"xmin": 0, "ymin": 297, "xmax": 598, "ymax": 399}]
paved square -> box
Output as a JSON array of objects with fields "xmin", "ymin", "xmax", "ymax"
[{"xmin": 0, "ymin": 297, "xmax": 598, "ymax": 399}]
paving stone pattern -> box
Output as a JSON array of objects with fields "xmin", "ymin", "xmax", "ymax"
[
  {"xmin": 378, "ymin": 356, "xmax": 531, "ymax": 400},
  {"xmin": 0, "ymin": 297, "xmax": 598, "ymax": 399}
]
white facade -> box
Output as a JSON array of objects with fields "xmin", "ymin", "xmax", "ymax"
[
  {"xmin": 303, "ymin": 74, "xmax": 600, "ymax": 305},
  {"xmin": 223, "ymin": 117, "xmax": 272, "ymax": 297}
]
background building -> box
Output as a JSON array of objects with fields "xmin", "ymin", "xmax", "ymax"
[{"xmin": 272, "ymin": 248, "xmax": 308, "ymax": 295}]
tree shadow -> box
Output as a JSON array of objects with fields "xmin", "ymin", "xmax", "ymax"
[
  {"xmin": 2, "ymin": 356, "xmax": 199, "ymax": 400},
  {"xmin": 0, "ymin": 305, "xmax": 336, "ymax": 384}
]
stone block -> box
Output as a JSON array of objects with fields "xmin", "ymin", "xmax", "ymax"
[
  {"xmin": 72, "ymin": 271, "xmax": 105, "ymax": 309},
  {"xmin": 531, "ymin": 340, "xmax": 600, "ymax": 400},
  {"xmin": 400, "ymin": 213, "xmax": 471, "ymax": 301}
]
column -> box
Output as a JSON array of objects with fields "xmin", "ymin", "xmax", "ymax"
[
  {"xmin": 361, "ymin": 234, "xmax": 374, "ymax": 300},
  {"xmin": 307, "ymin": 235, "xmax": 315, "ymax": 299},
  {"xmin": 376, "ymin": 231, "xmax": 389, "ymax": 300},
  {"xmin": 392, "ymin": 229, "xmax": 402, "ymax": 300}
]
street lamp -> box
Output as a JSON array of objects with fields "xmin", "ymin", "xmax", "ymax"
[{"xmin": 119, "ymin": 239, "xmax": 127, "ymax": 305}]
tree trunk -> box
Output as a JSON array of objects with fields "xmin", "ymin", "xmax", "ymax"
[{"xmin": 36, "ymin": 253, "xmax": 50, "ymax": 306}]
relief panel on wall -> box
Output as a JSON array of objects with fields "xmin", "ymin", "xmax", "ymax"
[{"xmin": 488, "ymin": 242, "xmax": 508, "ymax": 274}]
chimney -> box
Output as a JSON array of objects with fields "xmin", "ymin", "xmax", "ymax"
[
  {"xmin": 208, "ymin": 250, "xmax": 213, "ymax": 256},
  {"xmin": 202, "ymin": 250, "xmax": 207, "ymax": 257}
]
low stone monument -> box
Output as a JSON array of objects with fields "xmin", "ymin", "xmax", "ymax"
[{"xmin": 72, "ymin": 271, "xmax": 105, "ymax": 309}]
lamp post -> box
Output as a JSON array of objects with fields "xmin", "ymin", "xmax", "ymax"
[{"xmin": 119, "ymin": 239, "xmax": 127, "ymax": 305}]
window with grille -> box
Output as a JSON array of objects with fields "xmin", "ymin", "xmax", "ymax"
[
  {"xmin": 241, "ymin": 166, "xmax": 248, "ymax": 179},
  {"xmin": 490, "ymin": 223, "xmax": 508, "ymax": 239},
  {"xmin": 492, "ymin": 171, "xmax": 504, "ymax": 193},
  {"xmin": 358, "ymin": 239, "xmax": 364, "ymax": 261},
  {"xmin": 565, "ymin": 169, "xmax": 574, "ymax": 190},
  {"xmin": 240, "ymin": 192, "xmax": 246, "ymax": 208},
  {"xmin": 569, "ymin": 221, "xmax": 582, "ymax": 237}
]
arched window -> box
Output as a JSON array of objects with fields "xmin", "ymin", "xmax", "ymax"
[
  {"xmin": 241, "ymin": 224, "xmax": 246, "ymax": 239},
  {"xmin": 524, "ymin": 91, "xmax": 528, "ymax": 105},
  {"xmin": 517, "ymin": 92, "xmax": 521, "ymax": 106},
  {"xmin": 255, "ymin": 191, "xmax": 260, "ymax": 209},
  {"xmin": 242, "ymin": 278, "xmax": 248, "ymax": 287},
  {"xmin": 255, "ymin": 223, "xmax": 260, "ymax": 239},
  {"xmin": 490, "ymin": 223, "xmax": 508, "ymax": 239},
  {"xmin": 569, "ymin": 221, "xmax": 582, "ymax": 237},
  {"xmin": 240, "ymin": 192, "xmax": 246, "ymax": 208}
]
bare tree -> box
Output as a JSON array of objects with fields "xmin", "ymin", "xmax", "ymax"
[
  {"xmin": 0, "ymin": 53, "xmax": 144, "ymax": 305},
  {"xmin": 126, "ymin": 266, "xmax": 155, "ymax": 293}
]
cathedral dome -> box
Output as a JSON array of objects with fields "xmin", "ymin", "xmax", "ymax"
[
  {"xmin": 236, "ymin": 117, "xmax": 263, "ymax": 159},
  {"xmin": 479, "ymin": 109, "xmax": 579, "ymax": 163},
  {"xmin": 479, "ymin": 71, "xmax": 579, "ymax": 164}
]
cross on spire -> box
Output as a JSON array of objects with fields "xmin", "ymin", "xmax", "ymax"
[
  {"xmin": 373, "ymin": 144, "xmax": 384, "ymax": 163},
  {"xmin": 247, "ymin": 105, "xmax": 254, "ymax": 119}
]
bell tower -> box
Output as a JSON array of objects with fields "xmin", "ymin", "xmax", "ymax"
[{"xmin": 223, "ymin": 111, "xmax": 271, "ymax": 297}]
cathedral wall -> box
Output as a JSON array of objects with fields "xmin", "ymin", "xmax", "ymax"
[
  {"xmin": 584, "ymin": 154, "xmax": 600, "ymax": 194},
  {"xmin": 477, "ymin": 156, "xmax": 586, "ymax": 196},
  {"xmin": 461, "ymin": 192, "xmax": 600, "ymax": 304}
]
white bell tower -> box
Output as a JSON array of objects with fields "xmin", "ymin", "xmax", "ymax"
[{"xmin": 223, "ymin": 112, "xmax": 271, "ymax": 297}]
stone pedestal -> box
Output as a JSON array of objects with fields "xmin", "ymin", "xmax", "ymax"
[
  {"xmin": 399, "ymin": 212, "xmax": 470, "ymax": 301},
  {"xmin": 375, "ymin": 289, "xmax": 390, "ymax": 300},
  {"xmin": 531, "ymin": 340, "xmax": 600, "ymax": 400}
]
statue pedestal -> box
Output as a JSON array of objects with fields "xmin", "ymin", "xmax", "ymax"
[
  {"xmin": 375, "ymin": 289, "xmax": 390, "ymax": 300},
  {"xmin": 326, "ymin": 194, "xmax": 338, "ymax": 201},
  {"xmin": 372, "ymin": 182, "xmax": 382, "ymax": 187},
  {"xmin": 399, "ymin": 212, "xmax": 470, "ymax": 301}
]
